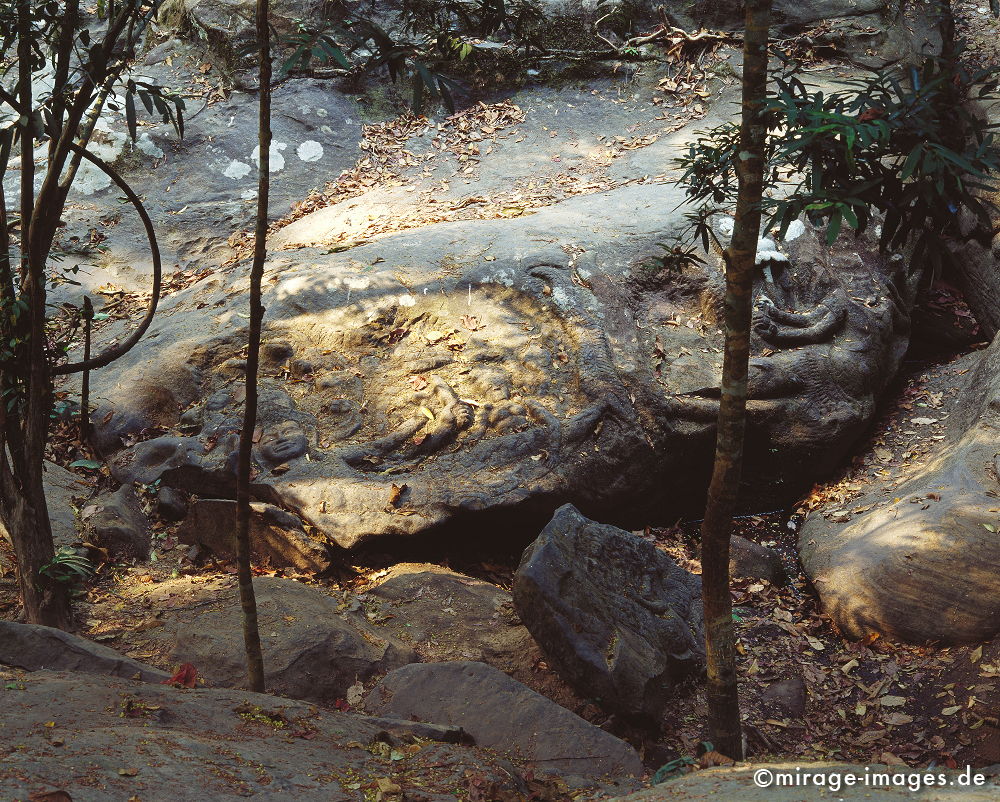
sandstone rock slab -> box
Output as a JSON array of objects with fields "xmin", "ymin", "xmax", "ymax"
[
  {"xmin": 88, "ymin": 181, "xmax": 919, "ymax": 551},
  {"xmin": 0, "ymin": 621, "xmax": 168, "ymax": 682},
  {"xmin": 800, "ymin": 339, "xmax": 1000, "ymax": 644},
  {"xmin": 177, "ymin": 497, "xmax": 331, "ymax": 573},
  {"xmin": 364, "ymin": 660, "xmax": 644, "ymax": 781},
  {"xmin": 141, "ymin": 576, "xmax": 417, "ymax": 702},
  {"xmin": 0, "ymin": 669, "xmax": 555, "ymax": 802},
  {"xmin": 366, "ymin": 562, "xmax": 532, "ymax": 664}
]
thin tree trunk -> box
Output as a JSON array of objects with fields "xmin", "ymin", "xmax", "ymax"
[
  {"xmin": 699, "ymin": 0, "xmax": 771, "ymax": 761},
  {"xmin": 11, "ymin": 0, "xmax": 69, "ymax": 628},
  {"xmin": 232, "ymin": 0, "xmax": 271, "ymax": 693}
]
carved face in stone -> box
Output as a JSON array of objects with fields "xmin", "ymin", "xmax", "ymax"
[{"xmin": 258, "ymin": 420, "xmax": 309, "ymax": 465}]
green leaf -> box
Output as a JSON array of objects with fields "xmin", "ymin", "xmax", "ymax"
[
  {"xmin": 437, "ymin": 76, "xmax": 455, "ymax": 114},
  {"xmin": 69, "ymin": 459, "xmax": 102, "ymax": 470},
  {"xmin": 826, "ymin": 209, "xmax": 842, "ymax": 244},
  {"xmin": 319, "ymin": 37, "xmax": 351, "ymax": 69},
  {"xmin": 901, "ymin": 146, "xmax": 921, "ymax": 181},
  {"xmin": 125, "ymin": 90, "xmax": 137, "ymax": 142}
]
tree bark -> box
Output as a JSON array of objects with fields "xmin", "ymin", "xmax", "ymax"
[
  {"xmin": 699, "ymin": 0, "xmax": 771, "ymax": 761},
  {"xmin": 6, "ymin": 0, "xmax": 70, "ymax": 628},
  {"xmin": 232, "ymin": 0, "xmax": 271, "ymax": 693}
]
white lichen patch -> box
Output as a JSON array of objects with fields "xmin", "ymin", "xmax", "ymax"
[
  {"xmin": 782, "ymin": 219, "xmax": 805, "ymax": 241},
  {"xmin": 398, "ymin": 293, "xmax": 417, "ymax": 307},
  {"xmin": 550, "ymin": 285, "xmax": 572, "ymax": 310},
  {"xmin": 224, "ymin": 160, "xmax": 252, "ymax": 180},
  {"xmin": 756, "ymin": 236, "xmax": 789, "ymax": 267},
  {"xmin": 73, "ymin": 121, "xmax": 128, "ymax": 195},
  {"xmin": 297, "ymin": 140, "xmax": 324, "ymax": 163},
  {"xmin": 252, "ymin": 141, "xmax": 288, "ymax": 173},
  {"xmin": 136, "ymin": 133, "xmax": 164, "ymax": 159},
  {"xmin": 489, "ymin": 270, "xmax": 515, "ymax": 287}
]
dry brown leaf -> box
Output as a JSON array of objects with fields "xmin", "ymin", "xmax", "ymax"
[{"xmin": 388, "ymin": 483, "xmax": 407, "ymax": 507}]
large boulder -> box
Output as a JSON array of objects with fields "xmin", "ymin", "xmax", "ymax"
[
  {"xmin": 513, "ymin": 504, "xmax": 703, "ymax": 722},
  {"xmin": 692, "ymin": 1, "xmax": 935, "ymax": 66},
  {"xmin": 43, "ymin": 461, "xmax": 84, "ymax": 548},
  {"xmin": 0, "ymin": 621, "xmax": 168, "ymax": 682},
  {"xmin": 1, "ymin": 462, "xmax": 86, "ymax": 552},
  {"xmin": 157, "ymin": 0, "xmax": 326, "ymax": 63},
  {"xmin": 799, "ymin": 337, "xmax": 1000, "ymax": 644},
  {"xmin": 86, "ymin": 178, "xmax": 919, "ymax": 550},
  {"xmin": 140, "ymin": 576, "xmax": 418, "ymax": 701},
  {"xmin": 363, "ymin": 660, "xmax": 644, "ymax": 781}
]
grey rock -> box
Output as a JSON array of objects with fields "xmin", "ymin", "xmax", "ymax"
[
  {"xmin": 513, "ymin": 504, "xmax": 703, "ymax": 722},
  {"xmin": 142, "ymin": 576, "xmax": 417, "ymax": 702},
  {"xmin": 496, "ymin": 1, "xmax": 911, "ymax": 66},
  {"xmin": 363, "ymin": 715, "xmax": 472, "ymax": 745},
  {"xmin": 730, "ymin": 535, "xmax": 788, "ymax": 586},
  {"xmin": 157, "ymin": 0, "xmax": 327, "ymax": 63},
  {"xmin": 2, "ymin": 461, "xmax": 84, "ymax": 551},
  {"xmin": 110, "ymin": 433, "xmax": 239, "ymax": 495},
  {"xmin": 0, "ymin": 620, "xmax": 168, "ymax": 682},
  {"xmin": 90, "ymin": 181, "xmax": 919, "ymax": 551},
  {"xmin": 51, "ymin": 75, "xmax": 364, "ymax": 304},
  {"xmin": 692, "ymin": 1, "xmax": 933, "ymax": 66},
  {"xmin": 177, "ymin": 497, "xmax": 331, "ymax": 573},
  {"xmin": 760, "ymin": 677, "xmax": 807, "ymax": 720},
  {"xmin": 0, "ymin": 671, "xmax": 547, "ymax": 802},
  {"xmin": 85, "ymin": 485, "xmax": 151, "ymax": 560},
  {"xmin": 364, "ymin": 660, "xmax": 644, "ymax": 780},
  {"xmin": 799, "ymin": 337, "xmax": 1000, "ymax": 644},
  {"xmin": 156, "ymin": 486, "xmax": 188, "ymax": 521},
  {"xmin": 609, "ymin": 762, "xmax": 1000, "ymax": 801},
  {"xmin": 43, "ymin": 461, "xmax": 84, "ymax": 548},
  {"xmin": 770, "ymin": 0, "xmax": 888, "ymax": 26}
]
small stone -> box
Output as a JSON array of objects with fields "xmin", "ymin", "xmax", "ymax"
[
  {"xmin": 730, "ymin": 535, "xmax": 788, "ymax": 585},
  {"xmin": 156, "ymin": 487, "xmax": 188, "ymax": 522},
  {"xmin": 761, "ymin": 676, "xmax": 807, "ymax": 720}
]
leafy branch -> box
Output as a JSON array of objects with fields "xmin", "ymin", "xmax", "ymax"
[{"xmin": 674, "ymin": 52, "xmax": 1000, "ymax": 274}]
